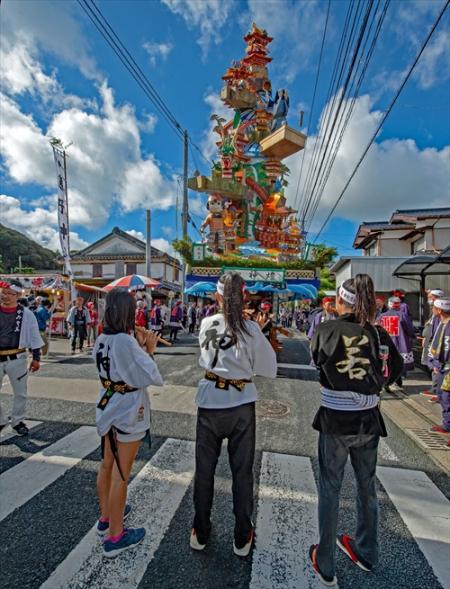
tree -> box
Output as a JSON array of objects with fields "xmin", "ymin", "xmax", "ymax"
[{"xmin": 311, "ymin": 243, "xmax": 338, "ymax": 268}]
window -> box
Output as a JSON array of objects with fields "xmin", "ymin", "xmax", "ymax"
[
  {"xmin": 411, "ymin": 235, "xmax": 425, "ymax": 254},
  {"xmin": 126, "ymin": 262, "xmax": 137, "ymax": 275},
  {"xmin": 173, "ymin": 266, "xmax": 180, "ymax": 282},
  {"xmin": 92, "ymin": 264, "xmax": 103, "ymax": 278}
]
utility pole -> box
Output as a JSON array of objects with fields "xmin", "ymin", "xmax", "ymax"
[
  {"xmin": 146, "ymin": 209, "xmax": 152, "ymax": 303},
  {"xmin": 181, "ymin": 130, "xmax": 189, "ymax": 304},
  {"xmin": 182, "ymin": 130, "xmax": 188, "ymax": 239}
]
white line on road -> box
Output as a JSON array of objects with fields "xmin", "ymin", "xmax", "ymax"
[
  {"xmin": 0, "ymin": 420, "xmax": 42, "ymax": 443},
  {"xmin": 251, "ymin": 452, "xmax": 330, "ymax": 589},
  {"xmin": 277, "ymin": 363, "xmax": 317, "ymax": 371},
  {"xmin": 41, "ymin": 438, "xmax": 195, "ymax": 589},
  {"xmin": 378, "ymin": 439, "xmax": 399, "ymax": 462},
  {"xmin": 0, "ymin": 426, "xmax": 99, "ymax": 522},
  {"xmin": 377, "ymin": 466, "xmax": 450, "ymax": 589}
]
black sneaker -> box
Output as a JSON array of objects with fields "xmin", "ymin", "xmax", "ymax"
[
  {"xmin": 336, "ymin": 534, "xmax": 372, "ymax": 572},
  {"xmin": 13, "ymin": 422, "xmax": 29, "ymax": 436},
  {"xmin": 309, "ymin": 545, "xmax": 337, "ymax": 587}
]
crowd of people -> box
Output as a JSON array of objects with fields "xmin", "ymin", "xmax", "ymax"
[{"xmin": 1, "ymin": 273, "xmax": 449, "ymax": 585}]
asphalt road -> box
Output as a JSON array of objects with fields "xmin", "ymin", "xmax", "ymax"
[{"xmin": 1, "ymin": 332, "xmax": 449, "ymax": 589}]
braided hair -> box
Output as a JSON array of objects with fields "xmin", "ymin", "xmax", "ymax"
[
  {"xmin": 341, "ymin": 273, "xmax": 376, "ymax": 325},
  {"xmin": 218, "ymin": 272, "xmax": 250, "ymax": 343}
]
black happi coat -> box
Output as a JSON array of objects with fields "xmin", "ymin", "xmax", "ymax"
[{"xmin": 310, "ymin": 313, "xmax": 403, "ymax": 436}]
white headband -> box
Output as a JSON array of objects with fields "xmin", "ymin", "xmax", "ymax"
[
  {"xmin": 429, "ymin": 289, "xmax": 445, "ymax": 297},
  {"xmin": 339, "ymin": 285, "xmax": 356, "ymax": 306},
  {"xmin": 434, "ymin": 298, "xmax": 450, "ymax": 312},
  {"xmin": 217, "ymin": 281, "xmax": 224, "ymax": 296}
]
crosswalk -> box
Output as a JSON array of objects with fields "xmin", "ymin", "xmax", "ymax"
[{"xmin": 1, "ymin": 423, "xmax": 449, "ymax": 589}]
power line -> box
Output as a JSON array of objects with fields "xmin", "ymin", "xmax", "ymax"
[
  {"xmin": 77, "ymin": 0, "xmax": 184, "ymax": 139},
  {"xmin": 298, "ymin": 0, "xmax": 361, "ymax": 224},
  {"xmin": 302, "ymin": 0, "xmax": 375, "ymax": 226},
  {"xmin": 312, "ymin": 0, "xmax": 450, "ymax": 243},
  {"xmin": 305, "ymin": 0, "xmax": 390, "ymax": 233},
  {"xmin": 292, "ymin": 0, "xmax": 331, "ymax": 213}
]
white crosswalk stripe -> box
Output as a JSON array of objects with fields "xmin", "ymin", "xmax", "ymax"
[
  {"xmin": 377, "ymin": 466, "xmax": 450, "ymax": 589},
  {"xmin": 41, "ymin": 438, "xmax": 195, "ymax": 589},
  {"xmin": 0, "ymin": 425, "xmax": 449, "ymax": 589},
  {"xmin": 251, "ymin": 453, "xmax": 327, "ymax": 589},
  {"xmin": 0, "ymin": 425, "xmax": 99, "ymax": 522}
]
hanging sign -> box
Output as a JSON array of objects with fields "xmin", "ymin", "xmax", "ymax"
[
  {"xmin": 51, "ymin": 145, "xmax": 72, "ymax": 277},
  {"xmin": 192, "ymin": 243, "xmax": 207, "ymax": 262},
  {"xmin": 222, "ymin": 266, "xmax": 285, "ymax": 283}
]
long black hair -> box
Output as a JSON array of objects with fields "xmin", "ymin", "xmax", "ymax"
[
  {"xmin": 218, "ymin": 272, "xmax": 250, "ymax": 343},
  {"xmin": 103, "ymin": 290, "xmax": 136, "ymax": 334},
  {"xmin": 341, "ymin": 273, "xmax": 376, "ymax": 325}
]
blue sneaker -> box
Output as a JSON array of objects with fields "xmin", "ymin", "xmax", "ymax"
[
  {"xmin": 103, "ymin": 527, "xmax": 146, "ymax": 558},
  {"xmin": 96, "ymin": 504, "xmax": 132, "ymax": 536}
]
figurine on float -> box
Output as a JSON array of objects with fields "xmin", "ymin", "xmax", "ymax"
[
  {"xmin": 200, "ymin": 194, "xmax": 226, "ymax": 254},
  {"xmin": 271, "ymin": 89, "xmax": 289, "ymax": 132}
]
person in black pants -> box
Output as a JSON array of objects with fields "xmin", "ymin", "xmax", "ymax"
[
  {"xmin": 190, "ymin": 272, "xmax": 277, "ymax": 556},
  {"xmin": 67, "ymin": 297, "xmax": 90, "ymax": 353},
  {"xmin": 309, "ymin": 274, "xmax": 403, "ymax": 587}
]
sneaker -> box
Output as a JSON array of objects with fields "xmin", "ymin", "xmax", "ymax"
[
  {"xmin": 336, "ymin": 534, "xmax": 372, "ymax": 572},
  {"xmin": 429, "ymin": 425, "xmax": 450, "ymax": 435},
  {"xmin": 309, "ymin": 544, "xmax": 338, "ymax": 587},
  {"xmin": 12, "ymin": 422, "xmax": 29, "ymax": 436},
  {"xmin": 190, "ymin": 528, "xmax": 206, "ymax": 551},
  {"xmin": 97, "ymin": 504, "xmax": 132, "ymax": 536},
  {"xmin": 427, "ymin": 396, "xmax": 439, "ymax": 403},
  {"xmin": 103, "ymin": 527, "xmax": 146, "ymax": 558},
  {"xmin": 420, "ymin": 390, "xmax": 435, "ymax": 397},
  {"xmin": 233, "ymin": 527, "xmax": 254, "ymax": 557}
]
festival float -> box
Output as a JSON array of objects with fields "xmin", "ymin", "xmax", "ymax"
[{"xmin": 179, "ymin": 24, "xmax": 320, "ymax": 348}]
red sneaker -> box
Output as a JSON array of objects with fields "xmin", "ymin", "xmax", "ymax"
[
  {"xmin": 420, "ymin": 390, "xmax": 435, "ymax": 397},
  {"xmin": 309, "ymin": 544, "xmax": 338, "ymax": 586},
  {"xmin": 336, "ymin": 534, "xmax": 372, "ymax": 572},
  {"xmin": 430, "ymin": 425, "xmax": 450, "ymax": 435},
  {"xmin": 427, "ymin": 396, "xmax": 439, "ymax": 403},
  {"xmin": 233, "ymin": 527, "xmax": 254, "ymax": 557}
]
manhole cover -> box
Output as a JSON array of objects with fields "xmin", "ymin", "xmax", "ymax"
[
  {"xmin": 257, "ymin": 400, "xmax": 290, "ymax": 418},
  {"xmin": 406, "ymin": 428, "xmax": 449, "ymax": 450}
]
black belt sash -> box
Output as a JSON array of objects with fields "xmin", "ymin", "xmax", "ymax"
[
  {"xmin": 204, "ymin": 371, "xmax": 252, "ymax": 392},
  {"xmin": 97, "ymin": 377, "xmax": 138, "ymax": 411}
]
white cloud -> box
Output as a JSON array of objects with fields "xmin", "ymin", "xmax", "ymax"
[
  {"xmin": 151, "ymin": 237, "xmax": 176, "ymax": 256},
  {"xmin": 161, "ymin": 0, "xmax": 235, "ymax": 58},
  {"xmin": 139, "ymin": 113, "xmax": 158, "ymax": 133},
  {"xmin": 143, "ymin": 41, "xmax": 173, "ymax": 66},
  {"xmin": 200, "ymin": 92, "xmax": 231, "ymax": 161},
  {"xmin": 285, "ymin": 95, "xmax": 450, "ymax": 233},
  {"xmin": 0, "ymin": 194, "xmax": 88, "ymax": 251},
  {"xmin": 1, "ymin": 83, "xmax": 179, "ymax": 230},
  {"xmin": 414, "ymin": 30, "xmax": 450, "ymax": 90},
  {"xmin": 162, "ymin": 225, "xmax": 174, "ymax": 237},
  {"xmin": 1, "ymin": 0, "xmax": 99, "ymax": 81},
  {"xmin": 126, "ymin": 229, "xmax": 145, "ymax": 242}
]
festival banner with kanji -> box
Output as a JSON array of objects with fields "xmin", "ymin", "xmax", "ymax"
[
  {"xmin": 381, "ymin": 315, "xmax": 400, "ymax": 337},
  {"xmin": 51, "ymin": 145, "xmax": 72, "ymax": 277}
]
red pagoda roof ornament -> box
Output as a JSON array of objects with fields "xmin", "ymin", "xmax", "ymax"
[{"xmin": 244, "ymin": 23, "xmax": 273, "ymax": 44}]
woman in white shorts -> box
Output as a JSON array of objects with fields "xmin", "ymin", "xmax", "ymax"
[{"xmin": 93, "ymin": 290, "xmax": 163, "ymax": 558}]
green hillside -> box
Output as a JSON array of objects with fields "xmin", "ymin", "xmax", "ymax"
[{"xmin": 0, "ymin": 224, "xmax": 60, "ymax": 272}]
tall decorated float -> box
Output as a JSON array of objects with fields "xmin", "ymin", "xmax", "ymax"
[{"xmin": 177, "ymin": 24, "xmax": 320, "ymax": 346}]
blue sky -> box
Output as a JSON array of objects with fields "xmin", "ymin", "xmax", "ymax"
[{"xmin": 1, "ymin": 0, "xmax": 449, "ymax": 258}]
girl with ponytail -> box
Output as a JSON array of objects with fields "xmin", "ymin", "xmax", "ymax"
[
  {"xmin": 190, "ymin": 271, "xmax": 277, "ymax": 557},
  {"xmin": 309, "ymin": 273, "xmax": 403, "ymax": 586}
]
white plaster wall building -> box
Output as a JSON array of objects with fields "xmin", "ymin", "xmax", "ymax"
[{"xmin": 71, "ymin": 227, "xmax": 182, "ymax": 294}]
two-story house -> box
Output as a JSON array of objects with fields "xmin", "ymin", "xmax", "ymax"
[
  {"xmin": 353, "ymin": 207, "xmax": 450, "ymax": 256},
  {"xmin": 71, "ymin": 227, "xmax": 182, "ymax": 295},
  {"xmin": 331, "ymin": 207, "xmax": 450, "ymax": 322}
]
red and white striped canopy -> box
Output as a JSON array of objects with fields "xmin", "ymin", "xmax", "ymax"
[{"xmin": 104, "ymin": 274, "xmax": 160, "ymax": 292}]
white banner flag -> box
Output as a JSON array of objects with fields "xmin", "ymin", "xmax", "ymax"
[{"xmin": 52, "ymin": 146, "xmax": 73, "ymax": 277}]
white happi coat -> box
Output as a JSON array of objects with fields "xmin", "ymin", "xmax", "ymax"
[{"xmin": 93, "ymin": 333, "xmax": 163, "ymax": 437}]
